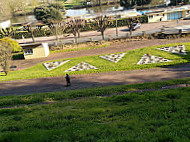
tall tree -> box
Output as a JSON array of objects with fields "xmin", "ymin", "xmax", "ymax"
[
  {"xmin": 67, "ymin": 18, "xmax": 86, "ymax": 43},
  {"xmin": 34, "ymin": 6, "xmax": 63, "ymax": 24},
  {"xmin": 136, "ymin": 0, "xmax": 151, "ymax": 7},
  {"xmin": 0, "ymin": 38, "xmax": 22, "ymax": 76},
  {"xmin": 48, "ymin": 21, "xmax": 67, "ymax": 45},
  {"xmin": 125, "ymin": 17, "xmax": 139, "ymax": 36},
  {"xmin": 92, "ymin": 15, "xmax": 112, "ymax": 40},
  {"xmin": 22, "ymin": 24, "xmax": 36, "ymax": 43},
  {"xmin": 0, "ymin": 43, "xmax": 11, "ymax": 76},
  {"xmin": 120, "ymin": 0, "xmax": 136, "ymax": 8},
  {"xmin": 120, "ymin": 0, "xmax": 151, "ymax": 8}
]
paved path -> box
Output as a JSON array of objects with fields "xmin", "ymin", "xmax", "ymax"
[{"xmin": 1, "ymin": 63, "xmax": 190, "ymax": 96}]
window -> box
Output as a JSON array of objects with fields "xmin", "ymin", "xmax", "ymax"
[
  {"xmin": 167, "ymin": 13, "xmax": 171, "ymax": 20},
  {"xmin": 149, "ymin": 15, "xmax": 153, "ymax": 19},
  {"xmin": 163, "ymin": 14, "xmax": 165, "ymax": 16},
  {"xmin": 187, "ymin": 11, "xmax": 189, "ymax": 14},
  {"xmin": 24, "ymin": 49, "xmax": 33, "ymax": 55}
]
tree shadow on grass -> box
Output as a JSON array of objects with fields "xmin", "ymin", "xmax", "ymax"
[{"xmin": 158, "ymin": 50, "xmax": 190, "ymax": 71}]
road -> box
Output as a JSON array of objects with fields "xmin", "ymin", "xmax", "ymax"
[{"xmin": 16, "ymin": 19, "xmax": 190, "ymax": 44}]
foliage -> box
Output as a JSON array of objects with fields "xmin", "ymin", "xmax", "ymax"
[
  {"xmin": 0, "ymin": 38, "xmax": 22, "ymax": 53},
  {"xmin": 12, "ymin": 29, "xmax": 52, "ymax": 39},
  {"xmin": 120, "ymin": 0, "xmax": 151, "ymax": 8},
  {"xmin": 12, "ymin": 52, "xmax": 24, "ymax": 60},
  {"xmin": 136, "ymin": 0, "xmax": 151, "ymax": 6},
  {"xmin": 49, "ymin": 3, "xmax": 65, "ymax": 11},
  {"xmin": 0, "ymin": 81, "xmax": 190, "ymax": 141},
  {"xmin": 0, "ymin": 38, "xmax": 22, "ymax": 75},
  {"xmin": 0, "ymin": 41, "xmax": 12, "ymax": 75},
  {"xmin": 0, "ymin": 42, "xmax": 190, "ymax": 81},
  {"xmin": 34, "ymin": 6, "xmax": 63, "ymax": 24},
  {"xmin": 0, "ymin": 28, "xmax": 15, "ymax": 38},
  {"xmin": 120, "ymin": 0, "xmax": 135, "ymax": 8},
  {"xmin": 170, "ymin": 0, "xmax": 189, "ymax": 5}
]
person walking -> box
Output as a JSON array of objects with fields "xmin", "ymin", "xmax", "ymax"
[{"xmin": 65, "ymin": 74, "xmax": 71, "ymax": 86}]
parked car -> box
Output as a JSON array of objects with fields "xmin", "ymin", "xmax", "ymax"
[{"xmin": 132, "ymin": 23, "xmax": 141, "ymax": 30}]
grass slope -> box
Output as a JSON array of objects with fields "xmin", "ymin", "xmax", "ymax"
[
  {"xmin": 0, "ymin": 79, "xmax": 190, "ymax": 141},
  {"xmin": 0, "ymin": 42, "xmax": 190, "ymax": 81}
]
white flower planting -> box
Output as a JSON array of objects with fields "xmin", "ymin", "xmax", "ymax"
[
  {"xmin": 64, "ymin": 62, "xmax": 98, "ymax": 72},
  {"xmin": 99, "ymin": 53, "xmax": 126, "ymax": 63},
  {"xmin": 157, "ymin": 45, "xmax": 187, "ymax": 55},
  {"xmin": 137, "ymin": 54, "xmax": 172, "ymax": 65},
  {"xmin": 43, "ymin": 60, "xmax": 70, "ymax": 71}
]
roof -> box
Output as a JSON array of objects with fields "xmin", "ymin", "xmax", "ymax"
[
  {"xmin": 147, "ymin": 7, "xmax": 190, "ymax": 15},
  {"xmin": 20, "ymin": 43, "xmax": 42, "ymax": 49},
  {"xmin": 0, "ymin": 19, "xmax": 11, "ymax": 23}
]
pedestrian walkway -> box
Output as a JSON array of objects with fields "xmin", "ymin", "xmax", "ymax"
[{"xmin": 1, "ymin": 63, "xmax": 190, "ymax": 96}]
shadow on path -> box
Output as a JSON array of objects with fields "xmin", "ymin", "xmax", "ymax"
[{"xmin": 1, "ymin": 63, "xmax": 190, "ymax": 96}]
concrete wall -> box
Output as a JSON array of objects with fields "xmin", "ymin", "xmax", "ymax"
[
  {"xmin": 24, "ymin": 46, "xmax": 46, "ymax": 60},
  {"xmin": 148, "ymin": 14, "xmax": 164, "ymax": 23},
  {"xmin": 0, "ymin": 20, "xmax": 11, "ymax": 29}
]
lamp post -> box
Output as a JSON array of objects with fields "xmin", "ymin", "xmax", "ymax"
[{"xmin": 114, "ymin": 15, "xmax": 119, "ymax": 37}]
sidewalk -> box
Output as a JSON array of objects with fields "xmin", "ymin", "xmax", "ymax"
[{"xmin": 1, "ymin": 63, "xmax": 190, "ymax": 96}]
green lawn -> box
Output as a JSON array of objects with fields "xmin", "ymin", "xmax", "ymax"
[
  {"xmin": 0, "ymin": 42, "xmax": 190, "ymax": 81},
  {"xmin": 0, "ymin": 78, "xmax": 190, "ymax": 141},
  {"xmin": 65, "ymin": 0, "xmax": 85, "ymax": 9}
]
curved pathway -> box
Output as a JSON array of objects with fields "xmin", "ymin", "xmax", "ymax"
[{"xmin": 1, "ymin": 63, "xmax": 190, "ymax": 96}]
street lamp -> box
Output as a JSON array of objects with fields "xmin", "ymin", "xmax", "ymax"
[{"xmin": 114, "ymin": 15, "xmax": 119, "ymax": 37}]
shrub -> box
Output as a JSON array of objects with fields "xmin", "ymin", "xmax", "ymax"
[
  {"xmin": 34, "ymin": 6, "xmax": 63, "ymax": 24},
  {"xmin": 0, "ymin": 38, "xmax": 22, "ymax": 53}
]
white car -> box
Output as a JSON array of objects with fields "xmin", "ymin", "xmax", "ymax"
[{"xmin": 132, "ymin": 23, "xmax": 141, "ymax": 31}]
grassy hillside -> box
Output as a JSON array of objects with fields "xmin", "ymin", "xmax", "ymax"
[
  {"xmin": 0, "ymin": 78, "xmax": 190, "ymax": 141},
  {"xmin": 1, "ymin": 42, "xmax": 190, "ymax": 81}
]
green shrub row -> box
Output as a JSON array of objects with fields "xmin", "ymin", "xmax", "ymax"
[{"xmin": 12, "ymin": 29, "xmax": 52, "ymax": 39}]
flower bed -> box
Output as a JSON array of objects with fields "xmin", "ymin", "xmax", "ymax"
[
  {"xmin": 99, "ymin": 53, "xmax": 126, "ymax": 63},
  {"xmin": 43, "ymin": 60, "xmax": 70, "ymax": 71},
  {"xmin": 64, "ymin": 62, "xmax": 98, "ymax": 72},
  {"xmin": 157, "ymin": 45, "xmax": 187, "ymax": 55},
  {"xmin": 137, "ymin": 54, "xmax": 172, "ymax": 65}
]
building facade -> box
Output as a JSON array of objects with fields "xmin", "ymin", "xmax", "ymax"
[
  {"xmin": 21, "ymin": 43, "xmax": 50, "ymax": 59},
  {"xmin": 147, "ymin": 6, "xmax": 190, "ymax": 23}
]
